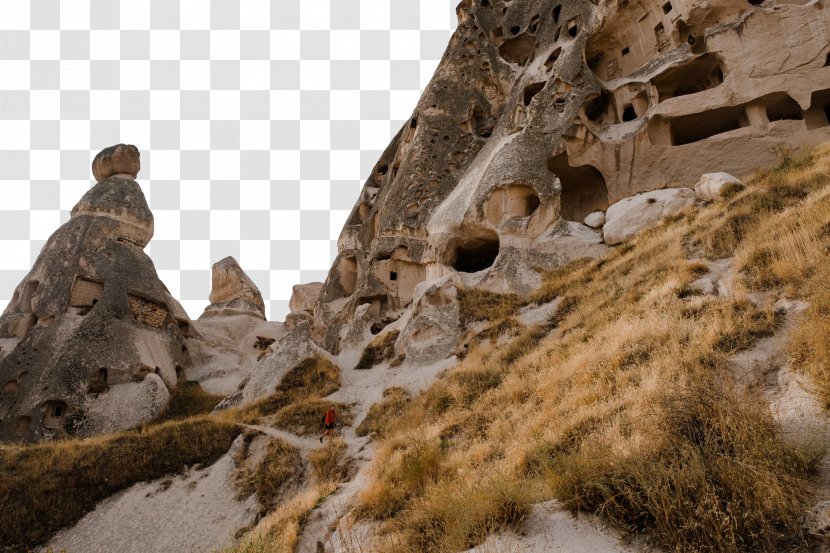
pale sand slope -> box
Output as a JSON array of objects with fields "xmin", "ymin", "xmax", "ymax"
[
  {"xmin": 46, "ymin": 437, "xmax": 259, "ymax": 553},
  {"xmin": 464, "ymin": 500, "xmax": 654, "ymax": 553}
]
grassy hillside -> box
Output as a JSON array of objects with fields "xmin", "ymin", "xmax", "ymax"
[{"xmin": 355, "ymin": 145, "xmax": 830, "ymax": 552}]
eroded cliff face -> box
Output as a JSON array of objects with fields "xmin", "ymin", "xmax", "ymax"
[{"xmin": 291, "ymin": 0, "xmax": 830, "ymax": 359}]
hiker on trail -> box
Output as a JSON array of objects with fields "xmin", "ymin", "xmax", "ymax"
[{"xmin": 320, "ymin": 405, "xmax": 336, "ymax": 443}]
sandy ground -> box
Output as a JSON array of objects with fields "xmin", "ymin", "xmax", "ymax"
[
  {"xmin": 465, "ymin": 500, "xmax": 654, "ymax": 553},
  {"xmin": 46, "ymin": 437, "xmax": 259, "ymax": 553}
]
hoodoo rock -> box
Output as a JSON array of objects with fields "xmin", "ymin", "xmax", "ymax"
[
  {"xmin": 0, "ymin": 146, "xmax": 191, "ymax": 441},
  {"xmin": 201, "ymin": 257, "xmax": 266, "ymax": 319}
]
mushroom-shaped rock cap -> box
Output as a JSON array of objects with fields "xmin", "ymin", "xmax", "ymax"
[
  {"xmin": 202, "ymin": 256, "xmax": 266, "ymax": 319},
  {"xmin": 92, "ymin": 144, "xmax": 141, "ymax": 182}
]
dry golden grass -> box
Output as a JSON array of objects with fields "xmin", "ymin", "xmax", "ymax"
[
  {"xmin": 153, "ymin": 380, "xmax": 225, "ymax": 423},
  {"xmin": 458, "ymin": 288, "xmax": 525, "ymax": 324},
  {"xmin": 0, "ymin": 416, "xmax": 241, "ymax": 549},
  {"xmin": 235, "ymin": 435, "xmax": 304, "ymax": 512},
  {"xmin": 356, "ymin": 387, "xmax": 412, "ymax": 438},
  {"xmin": 355, "ymin": 145, "xmax": 830, "ymax": 552},
  {"xmin": 309, "ymin": 436, "xmax": 354, "ymax": 484},
  {"xmin": 355, "ymin": 330, "xmax": 400, "ymax": 370},
  {"xmin": 271, "ymin": 399, "xmax": 354, "ymax": 436}
]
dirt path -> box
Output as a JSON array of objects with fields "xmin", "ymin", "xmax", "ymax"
[{"xmin": 239, "ymin": 423, "xmax": 321, "ymax": 452}]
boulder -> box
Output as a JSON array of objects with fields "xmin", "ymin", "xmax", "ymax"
[
  {"xmin": 289, "ymin": 282, "xmax": 324, "ymax": 314},
  {"xmin": 603, "ymin": 188, "xmax": 696, "ymax": 246},
  {"xmin": 695, "ymin": 172, "xmax": 744, "ymax": 201},
  {"xmin": 201, "ymin": 257, "xmax": 266, "ymax": 319},
  {"xmin": 91, "ymin": 144, "xmax": 141, "ymax": 182},
  {"xmin": 584, "ymin": 211, "xmax": 606, "ymax": 229}
]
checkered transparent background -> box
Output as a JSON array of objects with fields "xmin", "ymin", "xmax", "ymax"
[{"xmin": 0, "ymin": 0, "xmax": 457, "ymax": 321}]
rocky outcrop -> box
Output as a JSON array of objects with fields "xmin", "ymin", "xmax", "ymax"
[
  {"xmin": 91, "ymin": 143, "xmax": 140, "ymax": 182},
  {"xmin": 295, "ymin": 0, "xmax": 830, "ymax": 358},
  {"xmin": 695, "ymin": 172, "xmax": 744, "ymax": 201},
  {"xmin": 201, "ymin": 257, "xmax": 266, "ymax": 319},
  {"xmin": 603, "ymin": 188, "xmax": 696, "ymax": 245},
  {"xmin": 0, "ymin": 146, "xmax": 191, "ymax": 442},
  {"xmin": 289, "ymin": 283, "xmax": 324, "ymax": 315}
]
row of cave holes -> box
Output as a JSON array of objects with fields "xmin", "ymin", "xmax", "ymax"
[{"xmin": 496, "ymin": 5, "xmax": 579, "ymax": 66}]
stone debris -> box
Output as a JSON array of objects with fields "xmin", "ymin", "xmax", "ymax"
[
  {"xmin": 603, "ymin": 188, "xmax": 697, "ymax": 245},
  {"xmin": 695, "ymin": 172, "xmax": 744, "ymax": 201}
]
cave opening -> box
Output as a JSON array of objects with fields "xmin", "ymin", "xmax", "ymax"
[
  {"xmin": 548, "ymin": 154, "xmax": 609, "ymax": 222},
  {"xmin": 653, "ymin": 54, "xmax": 725, "ymax": 102},
  {"xmin": 763, "ymin": 93, "xmax": 804, "ymax": 122},
  {"xmin": 622, "ymin": 104, "xmax": 637, "ymax": 121},
  {"xmin": 451, "ymin": 232, "xmax": 500, "ymax": 273},
  {"xmin": 523, "ymin": 82, "xmax": 546, "ymax": 106},
  {"xmin": 498, "ymin": 34, "xmax": 536, "ymax": 65},
  {"xmin": 668, "ymin": 105, "xmax": 749, "ymax": 145}
]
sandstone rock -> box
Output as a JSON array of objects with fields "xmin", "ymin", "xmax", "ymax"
[
  {"xmin": 201, "ymin": 257, "xmax": 265, "ymax": 320},
  {"xmin": 306, "ymin": 0, "xmax": 830, "ymax": 349},
  {"xmin": 695, "ymin": 172, "xmax": 744, "ymax": 201},
  {"xmin": 584, "ymin": 211, "xmax": 606, "ymax": 229},
  {"xmin": 91, "ymin": 144, "xmax": 140, "ymax": 182},
  {"xmin": 603, "ymin": 188, "xmax": 696, "ymax": 245},
  {"xmin": 289, "ymin": 282, "xmax": 324, "ymax": 314},
  {"xmin": 0, "ymin": 145, "xmax": 190, "ymax": 442}
]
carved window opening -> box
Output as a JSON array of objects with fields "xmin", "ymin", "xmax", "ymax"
[
  {"xmin": 389, "ymin": 271, "xmax": 398, "ymax": 281},
  {"xmin": 42, "ymin": 401, "xmax": 67, "ymax": 430},
  {"xmin": 622, "ymin": 104, "xmax": 637, "ymax": 121},
  {"xmin": 805, "ymin": 89, "xmax": 830, "ymax": 129},
  {"xmin": 662, "ymin": 2, "xmax": 673, "ymax": 14},
  {"xmin": 653, "ymin": 105, "xmax": 750, "ymax": 146},
  {"xmin": 567, "ymin": 18, "xmax": 579, "ymax": 38},
  {"xmin": 655, "ymin": 23, "xmax": 669, "ymax": 52},
  {"xmin": 552, "ymin": 5, "xmax": 561, "ymax": 23},
  {"xmin": 544, "ymin": 48, "xmax": 561, "ymax": 70},
  {"xmin": 764, "ymin": 93, "xmax": 803, "ymax": 122},
  {"xmin": 523, "ymin": 82, "xmax": 546, "ymax": 106}
]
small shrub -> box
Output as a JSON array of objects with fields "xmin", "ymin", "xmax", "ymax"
[
  {"xmin": 277, "ymin": 355, "xmax": 340, "ymax": 397},
  {"xmin": 459, "ymin": 289, "xmax": 525, "ymax": 324},
  {"xmin": 253, "ymin": 440, "xmax": 303, "ymax": 510},
  {"xmin": 356, "ymin": 387, "xmax": 412, "ymax": 438},
  {"xmin": 355, "ymin": 330, "xmax": 400, "ymax": 370}
]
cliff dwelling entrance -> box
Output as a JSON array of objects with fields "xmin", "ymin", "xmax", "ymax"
[
  {"xmin": 90, "ymin": 367, "xmax": 108, "ymax": 393},
  {"xmin": 805, "ymin": 89, "xmax": 830, "ymax": 129},
  {"xmin": 70, "ymin": 276, "xmax": 104, "ymax": 308},
  {"xmin": 450, "ymin": 230, "xmax": 500, "ymax": 273},
  {"xmin": 42, "ymin": 401, "xmax": 67, "ymax": 430},
  {"xmin": 650, "ymin": 104, "xmax": 749, "ymax": 146},
  {"xmin": 763, "ymin": 93, "xmax": 803, "ymax": 122},
  {"xmin": 548, "ymin": 154, "xmax": 609, "ymax": 222},
  {"xmin": 653, "ymin": 54, "xmax": 725, "ymax": 102},
  {"xmin": 484, "ymin": 184, "xmax": 541, "ymax": 226}
]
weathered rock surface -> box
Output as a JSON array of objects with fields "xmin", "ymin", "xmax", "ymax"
[
  {"xmin": 603, "ymin": 188, "xmax": 696, "ymax": 245},
  {"xmin": 695, "ymin": 172, "xmax": 744, "ymax": 201},
  {"xmin": 584, "ymin": 210, "xmax": 606, "ymax": 228},
  {"xmin": 0, "ymin": 147, "xmax": 191, "ymax": 442},
  {"xmin": 91, "ymin": 143, "xmax": 140, "ymax": 182},
  {"xmin": 289, "ymin": 282, "xmax": 324, "ymax": 314},
  {"xmin": 275, "ymin": 0, "xmax": 830, "ymax": 366},
  {"xmin": 201, "ymin": 256, "xmax": 266, "ymax": 319}
]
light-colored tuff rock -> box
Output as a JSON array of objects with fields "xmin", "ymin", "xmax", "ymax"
[
  {"xmin": 201, "ymin": 256, "xmax": 266, "ymax": 319},
  {"xmin": 91, "ymin": 143, "xmax": 141, "ymax": 182},
  {"xmin": 695, "ymin": 172, "xmax": 744, "ymax": 201},
  {"xmin": 289, "ymin": 282, "xmax": 324, "ymax": 314},
  {"xmin": 241, "ymin": 0, "xmax": 830, "ymax": 372},
  {"xmin": 0, "ymin": 147, "xmax": 191, "ymax": 442},
  {"xmin": 584, "ymin": 210, "xmax": 606, "ymax": 228},
  {"xmin": 603, "ymin": 188, "xmax": 696, "ymax": 245}
]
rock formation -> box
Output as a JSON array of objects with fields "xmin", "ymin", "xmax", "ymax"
[
  {"xmin": 201, "ymin": 256, "xmax": 266, "ymax": 319},
  {"xmin": 0, "ymin": 146, "xmax": 193, "ymax": 441},
  {"xmin": 231, "ymin": 0, "xmax": 830, "ymax": 405}
]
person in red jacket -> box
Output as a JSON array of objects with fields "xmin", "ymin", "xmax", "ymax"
[{"xmin": 320, "ymin": 405, "xmax": 336, "ymax": 443}]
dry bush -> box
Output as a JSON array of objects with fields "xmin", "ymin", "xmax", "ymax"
[
  {"xmin": 309, "ymin": 437, "xmax": 354, "ymax": 484},
  {"xmin": 353, "ymin": 145, "xmax": 830, "ymax": 552},
  {"xmin": 789, "ymin": 285, "xmax": 830, "ymax": 407},
  {"xmin": 0, "ymin": 417, "xmax": 240, "ymax": 549},
  {"xmin": 356, "ymin": 387, "xmax": 412, "ymax": 438},
  {"xmin": 277, "ymin": 355, "xmax": 340, "ymax": 397},
  {"xmin": 549, "ymin": 378, "xmax": 819, "ymax": 552},
  {"xmin": 153, "ymin": 381, "xmax": 225, "ymax": 423},
  {"xmin": 235, "ymin": 436, "xmax": 303, "ymax": 511},
  {"xmin": 271, "ymin": 399, "xmax": 353, "ymax": 436},
  {"xmin": 355, "ymin": 330, "xmax": 400, "ymax": 370},
  {"xmin": 459, "ymin": 288, "xmax": 525, "ymax": 324}
]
